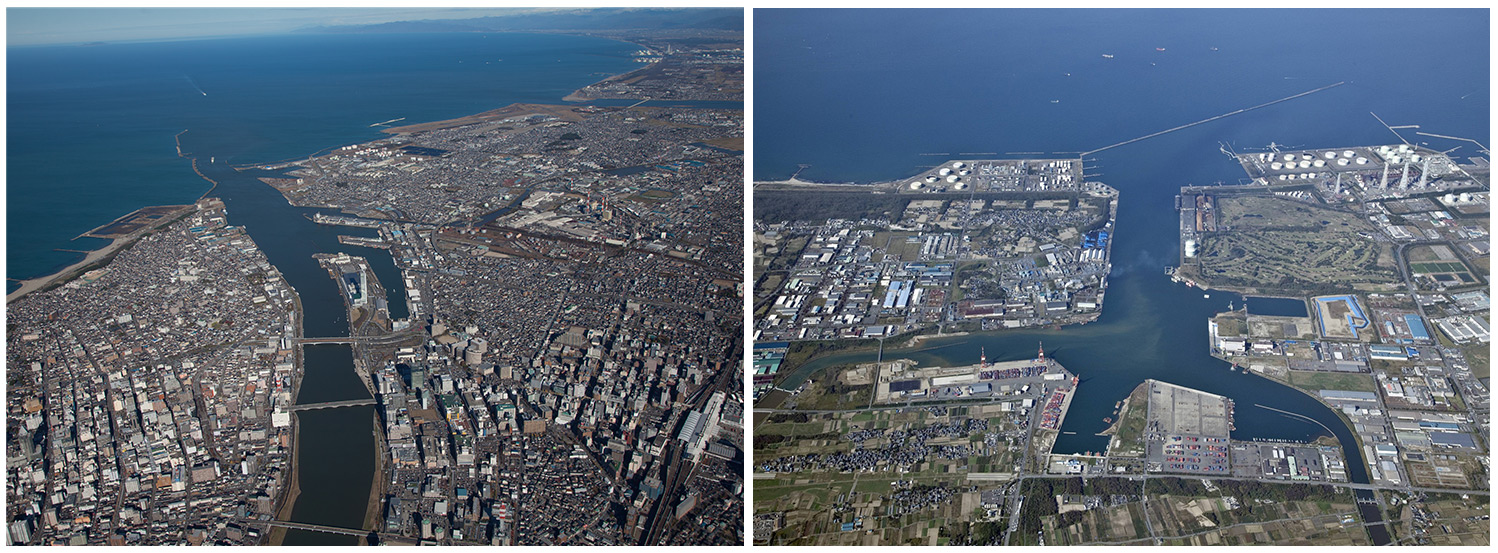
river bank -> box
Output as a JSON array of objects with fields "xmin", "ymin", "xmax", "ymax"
[{"xmin": 267, "ymin": 419, "xmax": 302, "ymax": 546}]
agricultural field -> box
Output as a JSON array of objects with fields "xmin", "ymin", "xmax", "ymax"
[
  {"xmin": 754, "ymin": 403, "xmax": 1023, "ymax": 545},
  {"xmin": 1390, "ymin": 495, "xmax": 1491, "ymax": 546},
  {"xmin": 1146, "ymin": 495, "xmax": 1369, "ymax": 546},
  {"xmin": 1035, "ymin": 479, "xmax": 1370, "ymax": 546}
]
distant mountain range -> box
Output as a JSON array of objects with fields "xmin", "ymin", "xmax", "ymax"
[{"xmin": 296, "ymin": 8, "xmax": 742, "ymax": 34}]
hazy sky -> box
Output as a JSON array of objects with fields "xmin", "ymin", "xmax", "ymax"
[{"xmin": 6, "ymin": 7, "xmax": 559, "ymax": 46}]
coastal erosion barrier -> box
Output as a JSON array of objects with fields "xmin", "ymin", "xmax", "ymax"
[
  {"xmin": 1253, "ymin": 403, "xmax": 1335, "ymax": 436},
  {"xmin": 175, "ymin": 129, "xmax": 222, "ymax": 199},
  {"xmin": 1082, "ymin": 81, "xmax": 1347, "ymax": 156}
]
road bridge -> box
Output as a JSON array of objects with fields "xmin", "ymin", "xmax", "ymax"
[
  {"xmin": 235, "ymin": 518, "xmax": 369, "ymax": 538},
  {"xmin": 289, "ymin": 398, "xmax": 377, "ymax": 412},
  {"xmin": 297, "ymin": 337, "xmax": 360, "ymax": 345}
]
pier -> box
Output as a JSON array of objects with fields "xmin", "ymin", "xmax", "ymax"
[{"xmin": 1082, "ymin": 81, "xmax": 1346, "ymax": 156}]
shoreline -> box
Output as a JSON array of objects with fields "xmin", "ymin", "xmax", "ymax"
[
  {"xmin": 7, "ymin": 203, "xmax": 197, "ymax": 303},
  {"xmin": 364, "ymin": 409, "xmax": 388, "ymax": 540},
  {"xmin": 561, "ymin": 36, "xmax": 659, "ymax": 102},
  {"xmin": 6, "ymin": 237, "xmax": 125, "ymax": 303}
]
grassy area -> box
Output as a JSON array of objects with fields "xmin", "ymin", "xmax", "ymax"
[
  {"xmin": 1287, "ymin": 370, "xmax": 1377, "ymax": 393},
  {"xmin": 1460, "ymin": 341, "xmax": 1489, "ymax": 379},
  {"xmin": 1214, "ymin": 313, "xmax": 1248, "ymax": 336},
  {"xmin": 1217, "ymin": 195, "xmax": 1366, "ymax": 230},
  {"xmin": 1108, "ymin": 383, "xmax": 1151, "ymax": 456},
  {"xmin": 1197, "ymin": 230, "xmax": 1398, "ymax": 292},
  {"xmin": 779, "ymin": 339, "xmax": 879, "ymax": 378}
]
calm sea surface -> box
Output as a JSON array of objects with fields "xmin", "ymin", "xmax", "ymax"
[
  {"xmin": 8, "ymin": 32, "xmax": 646, "ymax": 288},
  {"xmin": 755, "ymin": 8, "xmax": 1488, "ymax": 495},
  {"xmin": 9, "ymin": 31, "xmax": 646, "ymax": 544}
]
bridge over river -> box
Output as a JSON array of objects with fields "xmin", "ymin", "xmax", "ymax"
[{"xmin": 288, "ymin": 398, "xmax": 377, "ymax": 412}]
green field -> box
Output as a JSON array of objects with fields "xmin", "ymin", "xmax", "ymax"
[
  {"xmin": 1188, "ymin": 193, "xmax": 1400, "ymax": 293},
  {"xmin": 1216, "ymin": 196, "xmax": 1367, "ymax": 231},
  {"xmin": 1410, "ymin": 261, "xmax": 1467, "ymax": 274},
  {"xmin": 1287, "ymin": 370, "xmax": 1377, "ymax": 393},
  {"xmin": 1193, "ymin": 230, "xmax": 1397, "ymax": 292}
]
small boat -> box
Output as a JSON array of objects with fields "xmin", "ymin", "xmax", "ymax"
[
  {"xmin": 1103, "ymin": 417, "xmax": 1112, "ymax": 423},
  {"xmin": 1051, "ymin": 100, "xmax": 1060, "ymax": 104},
  {"xmin": 1203, "ymin": 293, "xmax": 1210, "ymax": 299},
  {"xmin": 1156, "ymin": 47, "xmax": 1166, "ymax": 52},
  {"xmin": 1210, "ymin": 47, "xmax": 1219, "ymax": 51},
  {"xmin": 1102, "ymin": 54, "xmax": 1114, "ymax": 59}
]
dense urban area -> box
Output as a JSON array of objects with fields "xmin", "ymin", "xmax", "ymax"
[
  {"xmin": 7, "ymin": 28, "xmax": 744, "ymax": 546},
  {"xmin": 7, "ymin": 200, "xmax": 301, "ymax": 545}
]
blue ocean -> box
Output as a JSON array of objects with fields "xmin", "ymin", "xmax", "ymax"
[
  {"xmin": 755, "ymin": 8, "xmax": 1488, "ymax": 491},
  {"xmin": 8, "ymin": 32, "xmax": 646, "ymax": 290},
  {"xmin": 7, "ymin": 31, "xmax": 650, "ymax": 544}
]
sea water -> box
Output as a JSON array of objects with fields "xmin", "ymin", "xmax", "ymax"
[{"xmin": 754, "ymin": 8, "xmax": 1488, "ymax": 493}]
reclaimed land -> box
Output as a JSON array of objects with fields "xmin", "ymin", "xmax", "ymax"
[{"xmin": 1183, "ymin": 195, "xmax": 1400, "ymax": 294}]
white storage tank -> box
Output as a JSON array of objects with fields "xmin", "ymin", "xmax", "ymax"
[{"xmin": 1271, "ymin": 162, "xmax": 1283, "ymax": 170}]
